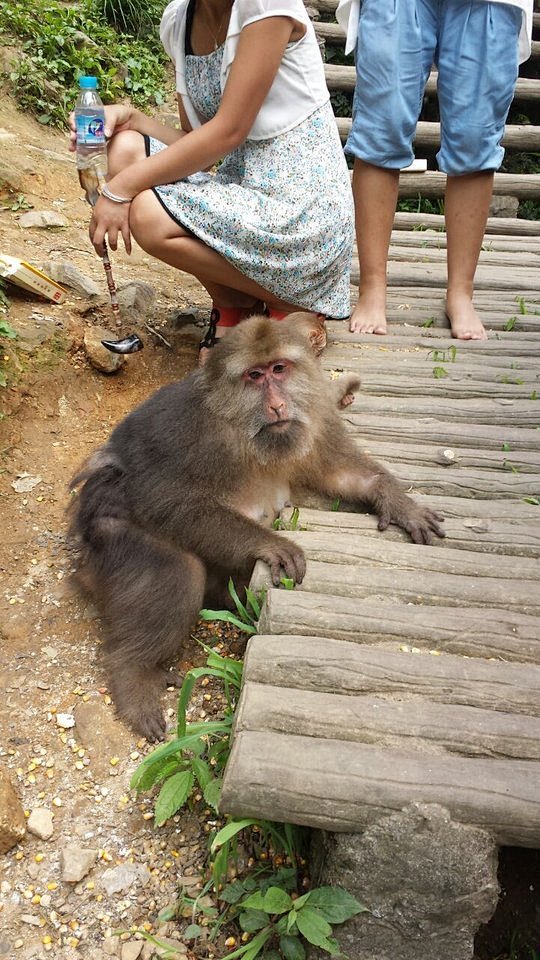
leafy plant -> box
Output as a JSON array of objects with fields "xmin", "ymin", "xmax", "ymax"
[
  {"xmin": 0, "ymin": 315, "xmax": 17, "ymax": 387},
  {"xmin": 213, "ymin": 882, "xmax": 367, "ymax": 959},
  {"xmin": 516, "ymin": 296, "xmax": 527, "ymax": 316},
  {"xmin": 199, "ymin": 578, "xmax": 263, "ymax": 635},
  {"xmin": 523, "ymin": 497, "xmax": 539, "ymax": 506},
  {"xmin": 130, "ymin": 645, "xmax": 243, "ymax": 825},
  {"xmin": 421, "ymin": 316, "xmax": 435, "ymax": 328},
  {"xmin": 503, "ymin": 316, "xmax": 518, "ymax": 332},
  {"xmin": 1, "ymin": 193, "xmax": 33, "ymax": 211},
  {"xmin": 432, "ymin": 366, "xmax": 448, "ymax": 379},
  {"xmin": 273, "ymin": 507, "xmax": 300, "ymax": 532},
  {"xmin": 0, "ymin": 0, "xmax": 169, "ymax": 126}
]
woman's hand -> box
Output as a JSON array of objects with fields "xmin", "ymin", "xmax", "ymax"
[
  {"xmin": 89, "ymin": 194, "xmax": 132, "ymax": 256},
  {"xmin": 68, "ymin": 104, "xmax": 137, "ymax": 154}
]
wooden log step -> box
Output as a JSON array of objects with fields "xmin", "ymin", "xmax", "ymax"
[
  {"xmin": 324, "ymin": 62, "xmax": 540, "ymax": 104},
  {"xmin": 387, "ymin": 244, "xmax": 540, "ymax": 269},
  {"xmin": 335, "ymin": 460, "xmax": 539, "ymax": 498},
  {"xmin": 236, "ymin": 682, "xmax": 540, "ymax": 760},
  {"xmin": 351, "ymin": 259, "xmax": 540, "ymax": 294},
  {"xmin": 343, "ymin": 394, "xmax": 539, "ymax": 427},
  {"xmin": 334, "ymin": 415, "xmax": 540, "ymax": 451},
  {"xmin": 244, "ymin": 636, "xmax": 540, "ymax": 717},
  {"xmin": 292, "ymin": 495, "xmax": 540, "ymax": 521},
  {"xmin": 385, "ymin": 286, "xmax": 540, "ymax": 304},
  {"xmin": 326, "ymin": 326, "xmax": 540, "ymax": 355},
  {"xmin": 286, "ymin": 530, "xmax": 540, "ymax": 581},
  {"xmin": 250, "ymin": 558, "xmax": 540, "ymax": 612},
  {"xmin": 326, "ymin": 349, "xmax": 540, "ymax": 374},
  {"xmin": 286, "ymin": 505, "xmax": 540, "ymax": 556},
  {"xmin": 356, "ymin": 439, "xmax": 540, "ymax": 473},
  {"xmin": 258, "ymin": 591, "xmax": 540, "ymax": 661},
  {"xmin": 392, "ymin": 212, "xmax": 540, "ymax": 236},
  {"xmin": 325, "ymin": 368, "xmax": 539, "ymax": 401},
  {"xmin": 388, "ymin": 230, "xmax": 540, "ymax": 253},
  {"xmin": 337, "ymin": 118, "xmax": 540, "ymax": 152},
  {"xmin": 384, "ymin": 172, "xmax": 540, "ymax": 200},
  {"xmin": 221, "ymin": 729, "xmax": 540, "ymax": 845}
]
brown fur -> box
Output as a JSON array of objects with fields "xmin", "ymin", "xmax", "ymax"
[{"xmin": 69, "ymin": 315, "xmax": 444, "ymax": 740}]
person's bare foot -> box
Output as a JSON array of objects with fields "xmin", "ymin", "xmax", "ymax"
[
  {"xmin": 349, "ymin": 288, "xmax": 387, "ymax": 335},
  {"xmin": 446, "ymin": 291, "xmax": 487, "ymax": 341}
]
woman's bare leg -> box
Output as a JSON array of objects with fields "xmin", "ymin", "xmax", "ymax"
[
  {"xmin": 445, "ymin": 171, "xmax": 492, "ymax": 341},
  {"xmin": 349, "ymin": 160, "xmax": 400, "ymax": 335}
]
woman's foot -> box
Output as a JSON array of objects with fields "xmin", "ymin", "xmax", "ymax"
[
  {"xmin": 349, "ymin": 287, "xmax": 387, "ymax": 335},
  {"xmin": 446, "ymin": 290, "xmax": 487, "ymax": 340}
]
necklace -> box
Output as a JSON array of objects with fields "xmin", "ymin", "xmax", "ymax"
[{"xmin": 205, "ymin": 2, "xmax": 230, "ymax": 49}]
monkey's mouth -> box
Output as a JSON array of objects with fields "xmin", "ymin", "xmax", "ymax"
[{"xmin": 267, "ymin": 420, "xmax": 291, "ymax": 430}]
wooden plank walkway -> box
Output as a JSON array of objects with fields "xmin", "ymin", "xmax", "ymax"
[{"xmin": 221, "ymin": 227, "xmax": 540, "ymax": 848}]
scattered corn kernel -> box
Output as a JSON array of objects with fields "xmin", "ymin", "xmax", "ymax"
[
  {"xmin": 31, "ymin": 895, "xmax": 41, "ymax": 905},
  {"xmin": 109, "ymin": 757, "xmax": 120, "ymax": 767},
  {"xmin": 47, "ymin": 883, "xmax": 58, "ymax": 891},
  {"xmin": 52, "ymin": 797, "xmax": 62, "ymax": 807},
  {"xmin": 86, "ymin": 881, "xmax": 95, "ymax": 890},
  {"xmin": 225, "ymin": 937, "xmax": 236, "ymax": 948}
]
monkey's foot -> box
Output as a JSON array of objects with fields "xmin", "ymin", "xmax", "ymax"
[
  {"xmin": 109, "ymin": 671, "xmax": 168, "ymax": 741},
  {"xmin": 158, "ymin": 666, "xmax": 183, "ymax": 688}
]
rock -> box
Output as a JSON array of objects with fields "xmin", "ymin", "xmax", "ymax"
[
  {"xmin": 18, "ymin": 210, "xmax": 69, "ymax": 229},
  {"xmin": 116, "ymin": 280, "xmax": 155, "ymax": 321},
  {"xmin": 61, "ymin": 844, "xmax": 98, "ymax": 883},
  {"xmin": 103, "ymin": 938, "xmax": 121, "ymax": 956},
  {"xmin": 0, "ymin": 768, "xmax": 26, "ymax": 853},
  {"xmin": 100, "ymin": 863, "xmax": 151, "ymax": 896},
  {"xmin": 27, "ymin": 808, "xmax": 54, "ymax": 841},
  {"xmin": 41, "ymin": 261, "xmax": 101, "ymax": 297},
  {"xmin": 74, "ymin": 697, "xmax": 132, "ymax": 777},
  {"xmin": 489, "ymin": 196, "xmax": 519, "ymax": 219},
  {"xmin": 121, "ymin": 942, "xmax": 144, "ymax": 960},
  {"xmin": 311, "ymin": 802, "xmax": 499, "ymax": 960},
  {"xmin": 84, "ymin": 326, "xmax": 126, "ymax": 374}
]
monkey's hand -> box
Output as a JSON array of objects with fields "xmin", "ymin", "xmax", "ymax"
[
  {"xmin": 377, "ymin": 495, "xmax": 445, "ymax": 545},
  {"xmin": 257, "ymin": 536, "xmax": 306, "ymax": 586},
  {"xmin": 335, "ymin": 375, "xmax": 361, "ymax": 410}
]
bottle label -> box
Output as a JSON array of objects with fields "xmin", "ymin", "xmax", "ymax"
[{"xmin": 76, "ymin": 115, "xmax": 106, "ymax": 146}]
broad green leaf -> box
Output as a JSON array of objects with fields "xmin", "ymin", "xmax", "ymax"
[
  {"xmin": 154, "ymin": 770, "xmax": 194, "ymax": 826},
  {"xmin": 203, "ymin": 777, "xmax": 222, "ymax": 811},
  {"xmin": 261, "ymin": 887, "xmax": 293, "ymax": 914},
  {"xmin": 220, "ymin": 879, "xmax": 247, "ymax": 904},
  {"xmin": 130, "ymin": 757, "xmax": 185, "ymax": 794},
  {"xmin": 191, "ymin": 757, "xmax": 211, "ymax": 790},
  {"xmin": 295, "ymin": 906, "xmax": 333, "ymax": 946},
  {"xmin": 211, "ymin": 818, "xmax": 258, "ymax": 852},
  {"xmin": 262, "ymin": 952, "xmax": 282, "ymax": 960},
  {"xmin": 319, "ymin": 935, "xmax": 344, "ymax": 957},
  {"xmin": 239, "ymin": 909, "xmax": 270, "ymax": 932},
  {"xmin": 183, "ymin": 924, "xmax": 203, "ymax": 940},
  {"xmin": 304, "ymin": 886, "xmax": 367, "ymax": 923},
  {"xmin": 240, "ymin": 891, "xmax": 265, "ymax": 911},
  {"xmin": 245, "ymin": 586, "xmax": 262, "ymax": 619},
  {"xmin": 228, "ymin": 577, "xmax": 252, "ymax": 623},
  {"xmin": 279, "ymin": 934, "xmax": 306, "ymax": 960}
]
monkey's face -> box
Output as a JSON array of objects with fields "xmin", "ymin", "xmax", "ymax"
[{"xmin": 241, "ymin": 357, "xmax": 312, "ymax": 460}]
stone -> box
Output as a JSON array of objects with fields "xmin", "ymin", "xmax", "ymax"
[
  {"xmin": 310, "ymin": 803, "xmax": 499, "ymax": 960},
  {"xmin": 488, "ymin": 196, "xmax": 519, "ymax": 219},
  {"xmin": 74, "ymin": 697, "xmax": 132, "ymax": 777},
  {"xmin": 116, "ymin": 280, "xmax": 155, "ymax": 321},
  {"xmin": 27, "ymin": 808, "xmax": 54, "ymax": 841},
  {"xmin": 0, "ymin": 768, "xmax": 26, "ymax": 853},
  {"xmin": 83, "ymin": 326, "xmax": 126, "ymax": 374},
  {"xmin": 100, "ymin": 863, "xmax": 151, "ymax": 896},
  {"xmin": 41, "ymin": 261, "xmax": 101, "ymax": 297},
  {"xmin": 18, "ymin": 210, "xmax": 69, "ymax": 229},
  {"xmin": 61, "ymin": 844, "xmax": 98, "ymax": 883},
  {"xmin": 121, "ymin": 942, "xmax": 144, "ymax": 960}
]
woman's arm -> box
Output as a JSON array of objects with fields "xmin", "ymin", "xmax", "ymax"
[
  {"xmin": 106, "ymin": 16, "xmax": 297, "ymax": 198},
  {"xmin": 68, "ymin": 104, "xmax": 186, "ymax": 154}
]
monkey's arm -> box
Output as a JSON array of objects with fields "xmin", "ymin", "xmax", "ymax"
[
  {"xmin": 306, "ymin": 448, "xmax": 445, "ymax": 545},
  {"xmin": 154, "ymin": 500, "xmax": 306, "ymax": 587}
]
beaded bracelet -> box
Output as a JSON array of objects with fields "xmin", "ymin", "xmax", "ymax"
[{"xmin": 101, "ymin": 184, "xmax": 133, "ymax": 204}]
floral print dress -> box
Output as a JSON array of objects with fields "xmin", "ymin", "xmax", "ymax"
[{"xmin": 146, "ymin": 45, "xmax": 353, "ymax": 318}]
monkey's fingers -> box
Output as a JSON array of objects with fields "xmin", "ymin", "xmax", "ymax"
[
  {"xmin": 377, "ymin": 508, "xmax": 392, "ymax": 532},
  {"xmin": 260, "ymin": 543, "xmax": 306, "ymax": 586}
]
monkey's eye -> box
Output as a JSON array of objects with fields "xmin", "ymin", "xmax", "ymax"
[
  {"xmin": 247, "ymin": 369, "xmax": 264, "ymax": 381},
  {"xmin": 272, "ymin": 363, "xmax": 286, "ymax": 375}
]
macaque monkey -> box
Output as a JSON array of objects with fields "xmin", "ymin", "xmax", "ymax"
[{"xmin": 69, "ymin": 313, "xmax": 444, "ymax": 739}]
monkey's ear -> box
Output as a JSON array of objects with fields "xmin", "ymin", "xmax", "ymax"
[{"xmin": 282, "ymin": 312, "xmax": 327, "ymax": 357}]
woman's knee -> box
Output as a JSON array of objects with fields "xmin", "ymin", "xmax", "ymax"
[
  {"xmin": 107, "ymin": 129, "xmax": 146, "ymax": 176},
  {"xmin": 129, "ymin": 192, "xmax": 189, "ymax": 257}
]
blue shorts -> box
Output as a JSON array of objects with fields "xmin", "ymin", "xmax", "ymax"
[{"xmin": 346, "ymin": 0, "xmax": 522, "ymax": 175}]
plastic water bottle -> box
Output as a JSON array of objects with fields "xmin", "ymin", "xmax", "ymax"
[{"xmin": 74, "ymin": 76, "xmax": 107, "ymax": 199}]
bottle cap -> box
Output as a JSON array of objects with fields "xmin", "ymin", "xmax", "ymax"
[{"xmin": 79, "ymin": 76, "xmax": 98, "ymax": 89}]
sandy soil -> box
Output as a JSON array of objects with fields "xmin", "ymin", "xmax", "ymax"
[{"xmin": 0, "ymin": 86, "xmax": 233, "ymax": 960}]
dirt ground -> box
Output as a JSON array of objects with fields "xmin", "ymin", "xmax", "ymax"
[{"xmin": 0, "ymin": 87, "xmax": 234, "ymax": 960}]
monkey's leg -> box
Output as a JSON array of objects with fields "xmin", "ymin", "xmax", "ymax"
[{"xmin": 89, "ymin": 522, "xmax": 206, "ymax": 740}]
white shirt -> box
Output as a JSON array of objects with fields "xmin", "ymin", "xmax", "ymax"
[
  {"xmin": 336, "ymin": 0, "xmax": 533, "ymax": 64},
  {"xmin": 160, "ymin": 0, "xmax": 330, "ymax": 140}
]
